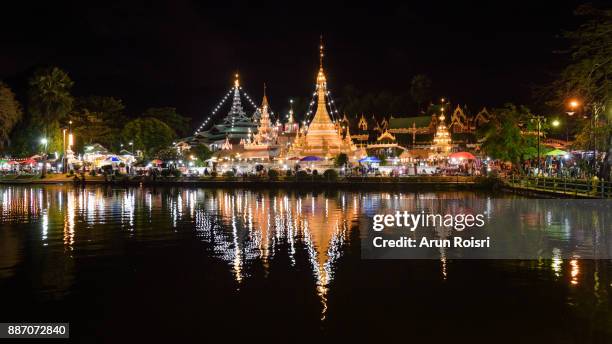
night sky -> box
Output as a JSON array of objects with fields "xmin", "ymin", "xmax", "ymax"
[{"xmin": 0, "ymin": 0, "xmax": 597, "ymax": 127}]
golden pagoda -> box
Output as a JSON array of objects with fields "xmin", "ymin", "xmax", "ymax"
[
  {"xmin": 287, "ymin": 39, "xmax": 361, "ymax": 160},
  {"xmin": 432, "ymin": 108, "xmax": 452, "ymax": 156}
]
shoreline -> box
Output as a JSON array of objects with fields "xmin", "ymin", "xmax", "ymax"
[
  {"xmin": 1, "ymin": 175, "xmax": 605, "ymax": 198},
  {"xmin": 0, "ymin": 175, "xmax": 496, "ymax": 190}
]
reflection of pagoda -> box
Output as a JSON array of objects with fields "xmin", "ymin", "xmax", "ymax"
[
  {"xmin": 287, "ymin": 40, "xmax": 362, "ymax": 160},
  {"xmin": 194, "ymin": 74, "xmax": 258, "ymax": 148},
  {"xmin": 432, "ymin": 109, "xmax": 452, "ymax": 156}
]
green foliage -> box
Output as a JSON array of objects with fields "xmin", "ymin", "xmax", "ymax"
[
  {"xmin": 121, "ymin": 118, "xmax": 176, "ymax": 158},
  {"xmin": 0, "ymin": 82, "xmax": 23, "ymax": 151},
  {"xmin": 334, "ymin": 153, "xmax": 349, "ymax": 167},
  {"xmin": 410, "ymin": 74, "xmax": 432, "ymax": 111},
  {"xmin": 268, "ymin": 169, "xmax": 280, "ymax": 181},
  {"xmin": 477, "ymin": 104, "xmax": 542, "ymax": 165},
  {"xmin": 572, "ymin": 122, "xmax": 612, "ymax": 152},
  {"xmin": 28, "ymin": 67, "xmax": 74, "ymax": 153},
  {"xmin": 70, "ymin": 96, "xmax": 126, "ymax": 151},
  {"xmin": 187, "ymin": 144, "xmax": 213, "ymax": 164},
  {"xmin": 154, "ymin": 147, "xmax": 180, "ymax": 161},
  {"xmin": 143, "ymin": 107, "xmax": 190, "ymax": 137},
  {"xmin": 549, "ymin": 5, "xmax": 611, "ymax": 115},
  {"xmin": 323, "ymin": 169, "xmax": 338, "ymax": 181},
  {"xmin": 376, "ymin": 154, "xmax": 388, "ymax": 166}
]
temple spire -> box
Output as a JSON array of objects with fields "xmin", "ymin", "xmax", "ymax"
[
  {"xmin": 262, "ymin": 83, "xmax": 269, "ymax": 109},
  {"xmin": 319, "ymin": 35, "xmax": 324, "ymax": 69}
]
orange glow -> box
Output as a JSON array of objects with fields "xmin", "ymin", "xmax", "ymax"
[{"xmin": 568, "ymin": 99, "xmax": 579, "ymax": 109}]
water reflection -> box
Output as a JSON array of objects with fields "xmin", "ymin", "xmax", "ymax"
[{"xmin": 0, "ymin": 186, "xmax": 610, "ymax": 326}]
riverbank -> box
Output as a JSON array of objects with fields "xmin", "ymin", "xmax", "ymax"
[{"xmin": 0, "ymin": 174, "xmax": 497, "ymax": 190}]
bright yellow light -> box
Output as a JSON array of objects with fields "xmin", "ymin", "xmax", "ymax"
[
  {"xmin": 569, "ymin": 100, "xmax": 579, "ymax": 109},
  {"xmin": 552, "ymin": 119, "xmax": 560, "ymax": 127},
  {"xmin": 68, "ymin": 133, "xmax": 73, "ymax": 146}
]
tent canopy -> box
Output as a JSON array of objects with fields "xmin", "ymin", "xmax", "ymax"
[
  {"xmin": 449, "ymin": 152, "xmax": 476, "ymax": 160},
  {"xmin": 545, "ymin": 149, "xmax": 568, "ymax": 156},
  {"xmin": 300, "ymin": 156, "xmax": 323, "ymax": 162},
  {"xmin": 359, "ymin": 156, "xmax": 381, "ymax": 163}
]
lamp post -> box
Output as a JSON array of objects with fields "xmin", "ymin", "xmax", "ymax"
[
  {"xmin": 565, "ymin": 100, "xmax": 579, "ymax": 146},
  {"xmin": 62, "ymin": 128, "xmax": 67, "ymax": 173},
  {"xmin": 40, "ymin": 137, "xmax": 48, "ymax": 177},
  {"xmin": 531, "ymin": 115, "xmax": 545, "ymax": 175}
]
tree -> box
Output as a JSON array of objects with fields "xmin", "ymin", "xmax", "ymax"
[
  {"xmin": 477, "ymin": 104, "xmax": 541, "ymax": 170},
  {"xmin": 410, "ymin": 74, "xmax": 432, "ymax": 112},
  {"xmin": 187, "ymin": 144, "xmax": 212, "ymax": 164},
  {"xmin": 0, "ymin": 82, "xmax": 23, "ymax": 151},
  {"xmin": 334, "ymin": 153, "xmax": 349, "ymax": 167},
  {"xmin": 154, "ymin": 147, "xmax": 181, "ymax": 161},
  {"xmin": 550, "ymin": 5, "xmax": 612, "ymax": 179},
  {"xmin": 28, "ymin": 67, "xmax": 74, "ymax": 177},
  {"xmin": 143, "ymin": 107, "xmax": 190, "ymax": 137},
  {"xmin": 28, "ymin": 67, "xmax": 74, "ymax": 153},
  {"xmin": 121, "ymin": 118, "xmax": 176, "ymax": 158},
  {"xmin": 70, "ymin": 96, "xmax": 126, "ymax": 151}
]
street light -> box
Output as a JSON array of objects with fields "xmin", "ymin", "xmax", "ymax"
[
  {"xmin": 552, "ymin": 119, "xmax": 560, "ymax": 127},
  {"xmin": 530, "ymin": 116, "xmax": 546, "ymax": 175}
]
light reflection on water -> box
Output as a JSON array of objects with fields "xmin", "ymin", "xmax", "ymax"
[{"xmin": 0, "ymin": 185, "xmax": 610, "ymax": 339}]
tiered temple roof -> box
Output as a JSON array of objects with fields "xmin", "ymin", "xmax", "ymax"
[
  {"xmin": 194, "ymin": 75, "xmax": 258, "ymax": 147},
  {"xmin": 287, "ymin": 40, "xmax": 362, "ymax": 160}
]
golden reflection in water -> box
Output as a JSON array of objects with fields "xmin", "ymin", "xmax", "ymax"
[
  {"xmin": 195, "ymin": 190, "xmax": 356, "ymax": 320},
  {"xmin": 551, "ymin": 248, "xmax": 562, "ymax": 278},
  {"xmin": 1, "ymin": 187, "xmax": 609, "ymax": 320},
  {"xmin": 570, "ymin": 259, "xmax": 580, "ymax": 286}
]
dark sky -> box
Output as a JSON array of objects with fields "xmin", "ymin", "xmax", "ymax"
[{"xmin": 0, "ymin": 0, "xmax": 597, "ymax": 127}]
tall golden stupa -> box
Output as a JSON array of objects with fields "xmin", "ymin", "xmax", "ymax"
[{"xmin": 287, "ymin": 39, "xmax": 361, "ymax": 160}]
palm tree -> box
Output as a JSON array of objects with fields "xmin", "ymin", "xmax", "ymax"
[{"xmin": 28, "ymin": 67, "xmax": 74, "ymax": 177}]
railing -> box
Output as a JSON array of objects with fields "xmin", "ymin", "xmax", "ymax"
[{"xmin": 505, "ymin": 175, "xmax": 612, "ymax": 198}]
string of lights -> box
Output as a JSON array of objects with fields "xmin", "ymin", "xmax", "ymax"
[
  {"xmin": 302, "ymin": 86, "xmax": 342, "ymax": 126},
  {"xmin": 193, "ymin": 85, "xmax": 265, "ymax": 136}
]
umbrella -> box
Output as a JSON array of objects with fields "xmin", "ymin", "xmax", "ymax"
[
  {"xmin": 7, "ymin": 161, "xmax": 20, "ymax": 165},
  {"xmin": 0, "ymin": 159, "xmax": 7, "ymax": 164},
  {"xmin": 300, "ymin": 156, "xmax": 323, "ymax": 162},
  {"xmin": 359, "ymin": 156, "xmax": 381, "ymax": 163},
  {"xmin": 545, "ymin": 149, "xmax": 568, "ymax": 156},
  {"xmin": 150, "ymin": 159, "xmax": 163, "ymax": 165},
  {"xmin": 105, "ymin": 156, "xmax": 121, "ymax": 162},
  {"xmin": 21, "ymin": 158, "xmax": 37, "ymax": 165},
  {"xmin": 449, "ymin": 152, "xmax": 476, "ymax": 160}
]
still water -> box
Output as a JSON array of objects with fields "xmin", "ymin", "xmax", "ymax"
[{"xmin": 0, "ymin": 185, "xmax": 610, "ymax": 343}]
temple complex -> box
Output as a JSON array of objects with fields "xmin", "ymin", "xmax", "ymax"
[{"xmin": 286, "ymin": 41, "xmax": 363, "ymax": 160}]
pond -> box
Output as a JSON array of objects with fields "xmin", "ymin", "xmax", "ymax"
[{"xmin": 0, "ymin": 185, "xmax": 610, "ymax": 342}]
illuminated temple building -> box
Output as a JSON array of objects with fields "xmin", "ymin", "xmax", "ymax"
[
  {"xmin": 286, "ymin": 42, "xmax": 363, "ymax": 160},
  {"xmin": 241, "ymin": 87, "xmax": 282, "ymax": 159},
  {"xmin": 194, "ymin": 75, "xmax": 258, "ymax": 148}
]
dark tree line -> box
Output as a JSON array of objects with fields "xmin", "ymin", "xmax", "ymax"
[{"xmin": 0, "ymin": 67, "xmax": 191, "ymax": 159}]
